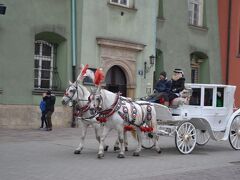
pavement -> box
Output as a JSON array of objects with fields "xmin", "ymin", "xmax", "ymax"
[{"xmin": 0, "ymin": 127, "xmax": 240, "ymax": 180}]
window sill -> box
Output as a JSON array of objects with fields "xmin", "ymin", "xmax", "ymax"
[
  {"xmin": 188, "ymin": 24, "xmax": 208, "ymax": 32},
  {"xmin": 32, "ymin": 89, "xmax": 64, "ymax": 96},
  {"xmin": 107, "ymin": 2, "xmax": 137, "ymax": 12},
  {"xmin": 157, "ymin": 17, "xmax": 166, "ymax": 22}
]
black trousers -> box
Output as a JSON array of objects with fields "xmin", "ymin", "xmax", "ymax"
[
  {"xmin": 46, "ymin": 111, "xmax": 53, "ymax": 129},
  {"xmin": 41, "ymin": 112, "xmax": 47, "ymax": 128}
]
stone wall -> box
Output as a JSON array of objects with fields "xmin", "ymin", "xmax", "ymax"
[{"xmin": 0, "ymin": 105, "xmax": 72, "ymax": 129}]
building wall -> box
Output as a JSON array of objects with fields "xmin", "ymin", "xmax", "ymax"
[
  {"xmin": 0, "ymin": 0, "xmax": 158, "ymax": 128},
  {"xmin": 0, "ymin": 0, "xmax": 72, "ymax": 128},
  {"xmin": 218, "ymin": 0, "xmax": 240, "ymax": 106},
  {"xmin": 156, "ymin": 0, "xmax": 222, "ymax": 83},
  {"xmin": 78, "ymin": 0, "xmax": 158, "ymax": 98}
]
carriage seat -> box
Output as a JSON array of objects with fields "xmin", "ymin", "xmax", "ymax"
[{"xmin": 170, "ymin": 88, "xmax": 192, "ymax": 108}]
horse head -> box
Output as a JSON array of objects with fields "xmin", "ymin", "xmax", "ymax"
[
  {"xmin": 88, "ymin": 87, "xmax": 103, "ymax": 115},
  {"xmin": 62, "ymin": 80, "xmax": 89, "ymax": 107},
  {"xmin": 62, "ymin": 81, "xmax": 78, "ymax": 106}
]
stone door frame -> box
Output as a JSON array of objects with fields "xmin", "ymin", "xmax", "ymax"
[{"xmin": 96, "ymin": 37, "xmax": 145, "ymax": 98}]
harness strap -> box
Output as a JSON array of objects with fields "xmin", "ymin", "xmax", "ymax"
[
  {"xmin": 75, "ymin": 103, "xmax": 90, "ymax": 117},
  {"xmin": 96, "ymin": 93, "xmax": 121, "ymax": 123}
]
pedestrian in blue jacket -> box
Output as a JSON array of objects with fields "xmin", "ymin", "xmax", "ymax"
[{"xmin": 39, "ymin": 93, "xmax": 47, "ymax": 129}]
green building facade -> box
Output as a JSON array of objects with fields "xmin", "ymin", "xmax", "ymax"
[
  {"xmin": 0, "ymin": 0, "xmax": 222, "ymax": 128},
  {"xmin": 0, "ymin": 0, "xmax": 158, "ymax": 128},
  {"xmin": 155, "ymin": 0, "xmax": 221, "ymax": 85}
]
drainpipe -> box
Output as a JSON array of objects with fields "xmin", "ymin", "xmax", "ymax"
[
  {"xmin": 71, "ymin": 0, "xmax": 77, "ymax": 81},
  {"xmin": 226, "ymin": 0, "xmax": 232, "ymax": 84},
  {"xmin": 71, "ymin": 0, "xmax": 77, "ymax": 127}
]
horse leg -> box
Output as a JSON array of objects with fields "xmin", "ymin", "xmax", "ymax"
[
  {"xmin": 113, "ymin": 133, "xmax": 128, "ymax": 152},
  {"xmin": 124, "ymin": 131, "xmax": 128, "ymax": 151},
  {"xmin": 133, "ymin": 128, "xmax": 142, "ymax": 156},
  {"xmin": 74, "ymin": 120, "xmax": 88, "ymax": 154},
  {"xmin": 93, "ymin": 122, "xmax": 109, "ymax": 152},
  {"xmin": 113, "ymin": 139, "xmax": 120, "ymax": 151},
  {"xmin": 154, "ymin": 133, "xmax": 161, "ymax": 153},
  {"xmin": 117, "ymin": 127, "xmax": 125, "ymax": 158},
  {"xmin": 98, "ymin": 126, "xmax": 111, "ymax": 159}
]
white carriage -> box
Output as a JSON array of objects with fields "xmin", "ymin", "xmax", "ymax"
[{"xmin": 142, "ymin": 83, "xmax": 240, "ymax": 154}]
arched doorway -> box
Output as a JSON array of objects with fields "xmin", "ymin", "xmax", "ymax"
[
  {"xmin": 105, "ymin": 65, "xmax": 127, "ymax": 97},
  {"xmin": 190, "ymin": 51, "xmax": 209, "ymax": 83}
]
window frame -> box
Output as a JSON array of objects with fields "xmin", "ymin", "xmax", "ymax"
[
  {"xmin": 110, "ymin": 0, "xmax": 129, "ymax": 8},
  {"xmin": 188, "ymin": 0, "xmax": 204, "ymax": 27},
  {"xmin": 204, "ymin": 88, "xmax": 213, "ymax": 107},
  {"xmin": 34, "ymin": 40, "xmax": 54, "ymax": 89}
]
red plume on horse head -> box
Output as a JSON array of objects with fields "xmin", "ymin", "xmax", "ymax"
[
  {"xmin": 77, "ymin": 64, "xmax": 89, "ymax": 81},
  {"xmin": 94, "ymin": 68, "xmax": 105, "ymax": 86},
  {"xmin": 80, "ymin": 64, "xmax": 89, "ymax": 77}
]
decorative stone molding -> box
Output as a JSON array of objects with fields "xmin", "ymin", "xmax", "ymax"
[
  {"xmin": 97, "ymin": 37, "xmax": 145, "ymax": 51},
  {"xmin": 96, "ymin": 37, "xmax": 145, "ymax": 97}
]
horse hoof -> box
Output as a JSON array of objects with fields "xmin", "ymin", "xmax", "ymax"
[
  {"xmin": 114, "ymin": 146, "xmax": 120, "ymax": 151},
  {"xmin": 74, "ymin": 150, "xmax": 81, "ymax": 154},
  {"xmin": 157, "ymin": 149, "xmax": 162, "ymax": 154},
  {"xmin": 97, "ymin": 153, "xmax": 104, "ymax": 159},
  {"xmin": 104, "ymin": 145, "xmax": 109, "ymax": 152},
  {"xmin": 117, "ymin": 154, "xmax": 125, "ymax": 158},
  {"xmin": 133, "ymin": 152, "xmax": 140, "ymax": 156},
  {"xmin": 125, "ymin": 147, "xmax": 128, "ymax": 151}
]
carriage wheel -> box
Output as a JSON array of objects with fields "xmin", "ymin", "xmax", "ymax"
[
  {"xmin": 175, "ymin": 122, "xmax": 196, "ymax": 154},
  {"xmin": 141, "ymin": 132, "xmax": 155, "ymax": 149},
  {"xmin": 196, "ymin": 129, "xmax": 210, "ymax": 146},
  {"xmin": 229, "ymin": 115, "xmax": 240, "ymax": 150}
]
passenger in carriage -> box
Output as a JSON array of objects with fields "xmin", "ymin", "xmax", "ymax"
[
  {"xmin": 163, "ymin": 68, "xmax": 185, "ymax": 107},
  {"xmin": 144, "ymin": 71, "xmax": 171, "ymax": 102}
]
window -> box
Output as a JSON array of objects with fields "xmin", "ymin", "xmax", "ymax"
[
  {"xmin": 188, "ymin": 0, "xmax": 204, "ymax": 26},
  {"xmin": 34, "ymin": 40, "xmax": 54, "ymax": 89},
  {"xmin": 204, "ymin": 88, "xmax": 213, "ymax": 106},
  {"xmin": 191, "ymin": 66, "xmax": 199, "ymax": 83},
  {"xmin": 189, "ymin": 88, "xmax": 201, "ymax": 106},
  {"xmin": 110, "ymin": 0, "xmax": 129, "ymax": 7},
  {"xmin": 216, "ymin": 88, "xmax": 224, "ymax": 107}
]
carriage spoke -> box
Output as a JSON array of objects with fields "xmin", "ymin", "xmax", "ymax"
[
  {"xmin": 229, "ymin": 115, "xmax": 240, "ymax": 150},
  {"xmin": 175, "ymin": 122, "xmax": 196, "ymax": 154}
]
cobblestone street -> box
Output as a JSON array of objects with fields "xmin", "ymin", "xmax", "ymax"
[{"xmin": 0, "ymin": 127, "xmax": 240, "ymax": 180}]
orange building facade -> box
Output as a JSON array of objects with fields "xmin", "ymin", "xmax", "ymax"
[{"xmin": 218, "ymin": 0, "xmax": 240, "ymax": 107}]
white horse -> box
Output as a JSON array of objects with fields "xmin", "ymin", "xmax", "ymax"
[
  {"xmin": 62, "ymin": 80, "xmax": 109, "ymax": 154},
  {"xmin": 61, "ymin": 68, "xmax": 125, "ymax": 154},
  {"xmin": 88, "ymin": 87, "xmax": 161, "ymax": 158}
]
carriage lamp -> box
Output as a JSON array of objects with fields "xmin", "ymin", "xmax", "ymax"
[
  {"xmin": 0, "ymin": 4, "xmax": 7, "ymax": 15},
  {"xmin": 144, "ymin": 55, "xmax": 155, "ymax": 79},
  {"xmin": 146, "ymin": 83, "xmax": 152, "ymax": 95}
]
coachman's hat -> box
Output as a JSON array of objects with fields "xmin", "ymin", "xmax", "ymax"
[{"xmin": 173, "ymin": 68, "xmax": 183, "ymax": 74}]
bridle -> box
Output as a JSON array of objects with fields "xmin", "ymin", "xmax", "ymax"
[{"xmin": 64, "ymin": 83, "xmax": 88, "ymax": 104}]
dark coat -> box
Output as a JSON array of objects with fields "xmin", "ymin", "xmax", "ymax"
[
  {"xmin": 154, "ymin": 79, "xmax": 172, "ymax": 93},
  {"xmin": 44, "ymin": 95, "xmax": 56, "ymax": 112},
  {"xmin": 171, "ymin": 77, "xmax": 185, "ymax": 94}
]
